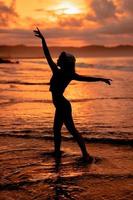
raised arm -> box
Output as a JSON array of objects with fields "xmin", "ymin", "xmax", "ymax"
[
  {"xmin": 73, "ymin": 73, "xmax": 112, "ymax": 85},
  {"xmin": 33, "ymin": 27, "xmax": 57, "ymax": 73}
]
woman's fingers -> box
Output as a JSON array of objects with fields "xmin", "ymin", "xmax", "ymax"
[
  {"xmin": 33, "ymin": 27, "xmax": 43, "ymax": 39},
  {"xmin": 33, "ymin": 31, "xmax": 39, "ymax": 36},
  {"xmin": 108, "ymin": 79, "xmax": 112, "ymax": 84},
  {"xmin": 33, "ymin": 28, "xmax": 41, "ymax": 34},
  {"xmin": 36, "ymin": 27, "xmax": 40, "ymax": 32},
  {"xmin": 107, "ymin": 80, "xmax": 112, "ymax": 85},
  {"xmin": 104, "ymin": 79, "xmax": 112, "ymax": 85},
  {"xmin": 34, "ymin": 32, "xmax": 39, "ymax": 35},
  {"xmin": 33, "ymin": 29, "xmax": 42, "ymax": 37},
  {"xmin": 36, "ymin": 27, "xmax": 41, "ymax": 34},
  {"xmin": 34, "ymin": 30, "xmax": 40, "ymax": 35},
  {"xmin": 35, "ymin": 34, "xmax": 40, "ymax": 37},
  {"xmin": 33, "ymin": 30, "xmax": 38, "ymax": 33}
]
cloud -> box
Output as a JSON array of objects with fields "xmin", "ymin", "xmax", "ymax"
[
  {"xmin": 120, "ymin": 0, "xmax": 133, "ymax": 14},
  {"xmin": 58, "ymin": 16, "xmax": 84, "ymax": 27},
  {"xmin": 34, "ymin": 8, "xmax": 45, "ymax": 12},
  {"xmin": 83, "ymin": 0, "xmax": 133, "ymax": 43},
  {"xmin": 0, "ymin": 0, "xmax": 132, "ymax": 46},
  {"xmin": 88, "ymin": 0, "xmax": 116, "ymax": 21},
  {"xmin": 33, "ymin": 8, "xmax": 85, "ymax": 28},
  {"xmin": 99, "ymin": 17, "xmax": 133, "ymax": 35},
  {"xmin": 1, "ymin": 26, "xmax": 133, "ymax": 46},
  {"xmin": 0, "ymin": 28, "xmax": 35, "ymax": 45},
  {"xmin": 94, "ymin": 0, "xmax": 133, "ymax": 36},
  {"xmin": 0, "ymin": 0, "xmax": 18, "ymax": 27}
]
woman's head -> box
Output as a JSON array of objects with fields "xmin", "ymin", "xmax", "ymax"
[{"xmin": 57, "ymin": 52, "xmax": 76, "ymax": 73}]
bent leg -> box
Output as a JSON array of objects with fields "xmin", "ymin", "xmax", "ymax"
[
  {"xmin": 53, "ymin": 109, "xmax": 63, "ymax": 156},
  {"xmin": 63, "ymin": 108, "xmax": 89, "ymax": 158}
]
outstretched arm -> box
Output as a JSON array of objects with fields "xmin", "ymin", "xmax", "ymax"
[
  {"xmin": 33, "ymin": 27, "xmax": 57, "ymax": 73},
  {"xmin": 73, "ymin": 73, "xmax": 112, "ymax": 85}
]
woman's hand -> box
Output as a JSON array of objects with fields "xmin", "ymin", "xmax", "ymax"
[
  {"xmin": 102, "ymin": 78, "xmax": 112, "ymax": 85},
  {"xmin": 33, "ymin": 27, "xmax": 44, "ymax": 39}
]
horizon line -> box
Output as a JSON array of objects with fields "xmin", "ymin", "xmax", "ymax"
[{"xmin": 0, "ymin": 44, "xmax": 133, "ymax": 48}]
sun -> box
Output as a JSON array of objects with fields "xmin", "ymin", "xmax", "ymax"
[{"xmin": 56, "ymin": 2, "xmax": 81, "ymax": 15}]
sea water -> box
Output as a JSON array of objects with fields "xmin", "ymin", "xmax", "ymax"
[{"xmin": 0, "ymin": 57, "xmax": 133, "ymax": 144}]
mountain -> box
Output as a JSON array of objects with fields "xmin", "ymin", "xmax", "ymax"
[{"xmin": 0, "ymin": 44, "xmax": 133, "ymax": 58}]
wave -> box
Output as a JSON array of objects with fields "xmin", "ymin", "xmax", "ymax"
[
  {"xmin": 0, "ymin": 97, "xmax": 133, "ymax": 107},
  {"xmin": 0, "ymin": 99, "xmax": 52, "ymax": 106},
  {"xmin": 0, "ymin": 132, "xmax": 132, "ymax": 146},
  {"xmin": 22, "ymin": 60, "xmax": 47, "ymax": 65},
  {"xmin": 0, "ymin": 172, "xmax": 132, "ymax": 191},
  {"xmin": 84, "ymin": 137, "xmax": 133, "ymax": 146},
  {"xmin": 0, "ymin": 80, "xmax": 49, "ymax": 85},
  {"xmin": 77, "ymin": 62, "xmax": 133, "ymax": 72}
]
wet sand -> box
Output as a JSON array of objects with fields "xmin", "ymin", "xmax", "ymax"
[{"xmin": 0, "ymin": 136, "xmax": 132, "ymax": 200}]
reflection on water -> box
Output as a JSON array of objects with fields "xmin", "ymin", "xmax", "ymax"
[
  {"xmin": 0, "ymin": 57, "xmax": 133, "ymax": 141},
  {"xmin": 0, "ymin": 136, "xmax": 132, "ymax": 200}
]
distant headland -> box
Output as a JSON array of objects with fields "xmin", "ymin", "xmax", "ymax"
[
  {"xmin": 0, "ymin": 44, "xmax": 133, "ymax": 58},
  {"xmin": 0, "ymin": 57, "xmax": 19, "ymax": 64}
]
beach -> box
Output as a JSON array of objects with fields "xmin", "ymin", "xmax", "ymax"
[
  {"xmin": 0, "ymin": 136, "xmax": 132, "ymax": 200},
  {"xmin": 0, "ymin": 57, "xmax": 133, "ymax": 199}
]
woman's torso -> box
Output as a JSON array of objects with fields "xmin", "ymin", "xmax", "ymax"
[{"xmin": 49, "ymin": 69, "xmax": 72, "ymax": 106}]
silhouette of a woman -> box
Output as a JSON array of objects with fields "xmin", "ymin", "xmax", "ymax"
[{"xmin": 34, "ymin": 28, "xmax": 111, "ymax": 162}]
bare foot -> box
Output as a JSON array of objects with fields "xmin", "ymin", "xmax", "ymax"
[{"xmin": 82, "ymin": 155, "xmax": 94, "ymax": 163}]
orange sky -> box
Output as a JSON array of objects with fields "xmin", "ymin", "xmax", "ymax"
[{"xmin": 0, "ymin": 0, "xmax": 133, "ymax": 46}]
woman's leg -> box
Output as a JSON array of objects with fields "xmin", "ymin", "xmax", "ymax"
[
  {"xmin": 53, "ymin": 109, "xmax": 63, "ymax": 156},
  {"xmin": 63, "ymin": 103, "xmax": 89, "ymax": 158}
]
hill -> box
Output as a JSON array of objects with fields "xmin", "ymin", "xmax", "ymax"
[{"xmin": 0, "ymin": 44, "xmax": 133, "ymax": 58}]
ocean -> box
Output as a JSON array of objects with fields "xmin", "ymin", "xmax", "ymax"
[
  {"xmin": 0, "ymin": 56, "xmax": 133, "ymax": 200},
  {"xmin": 0, "ymin": 56, "xmax": 133, "ymax": 144}
]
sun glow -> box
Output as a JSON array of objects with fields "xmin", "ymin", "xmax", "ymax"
[{"xmin": 56, "ymin": 2, "xmax": 82, "ymax": 15}]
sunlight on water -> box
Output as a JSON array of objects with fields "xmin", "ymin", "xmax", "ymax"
[
  {"xmin": 0, "ymin": 57, "xmax": 133, "ymax": 200},
  {"xmin": 0, "ymin": 57, "xmax": 133, "ymax": 141}
]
